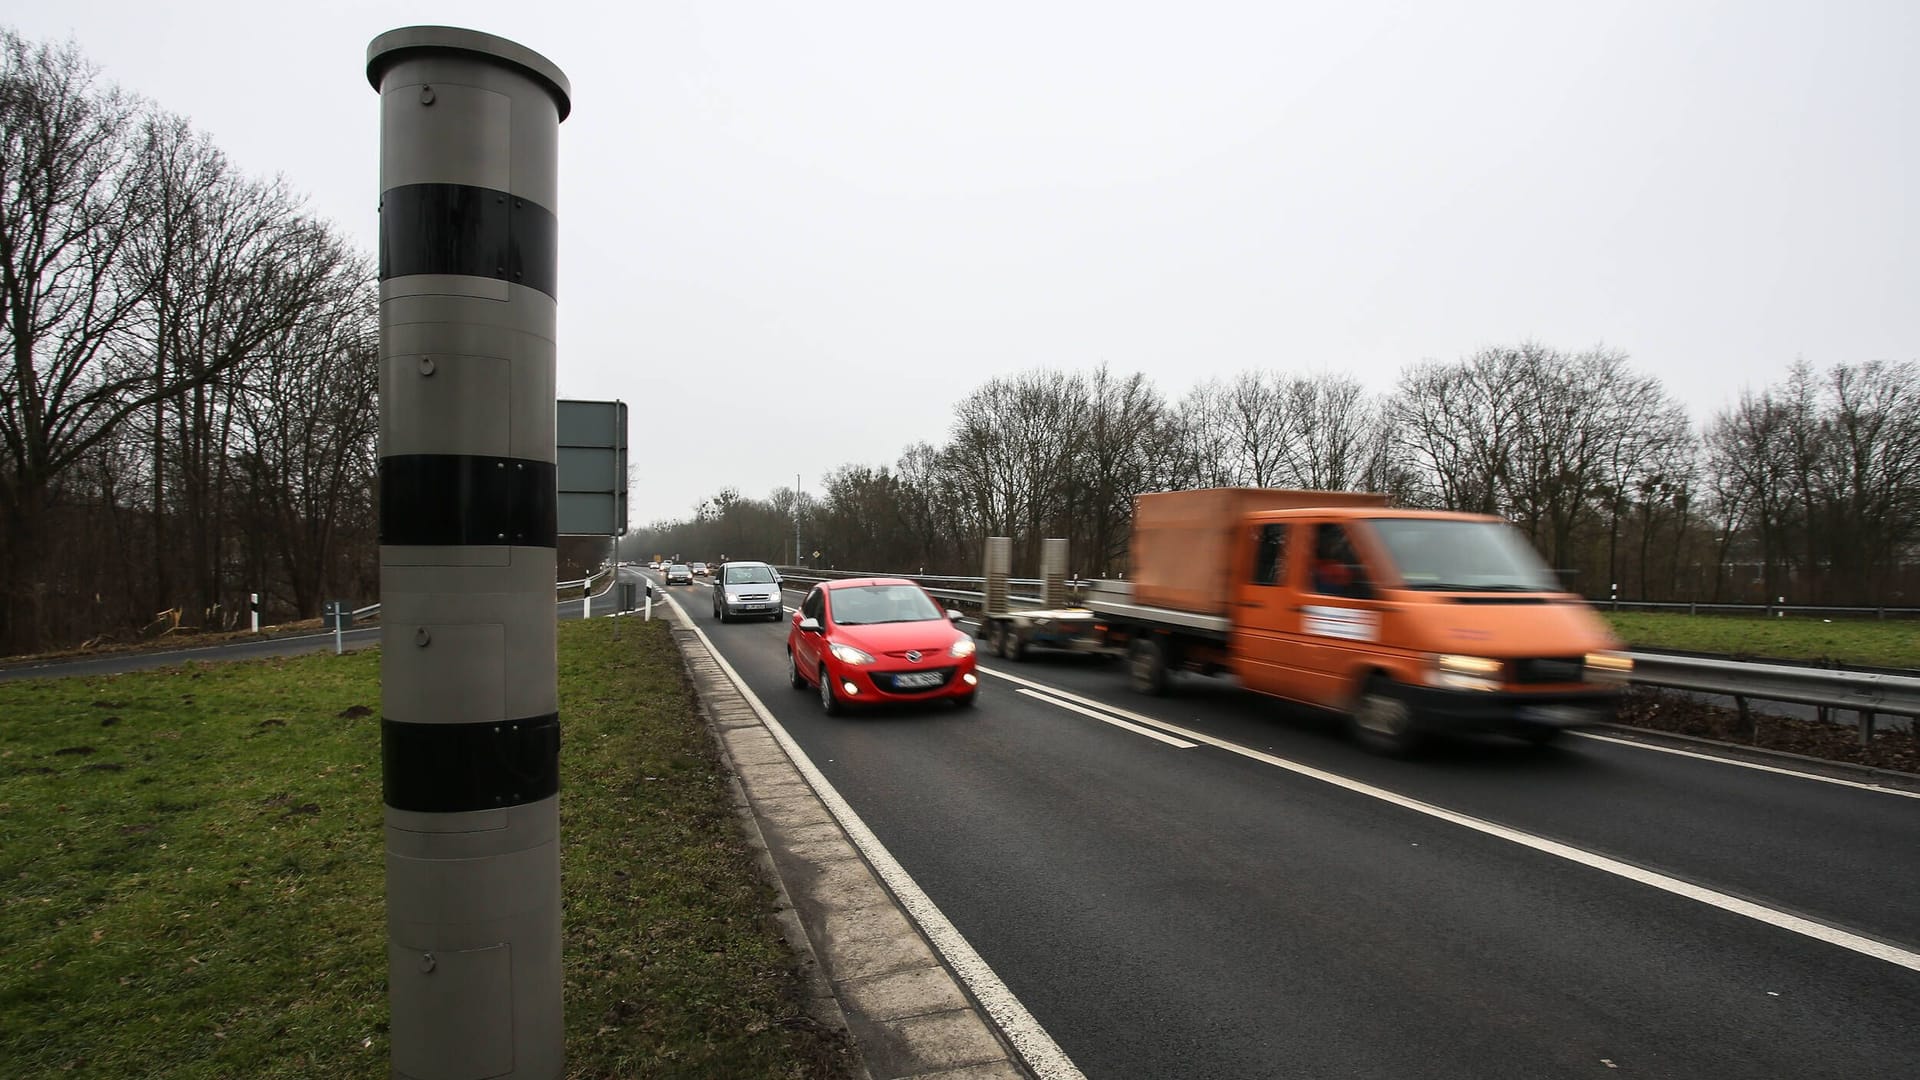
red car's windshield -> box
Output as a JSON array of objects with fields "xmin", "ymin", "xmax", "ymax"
[{"xmin": 828, "ymin": 585, "xmax": 942, "ymax": 626}]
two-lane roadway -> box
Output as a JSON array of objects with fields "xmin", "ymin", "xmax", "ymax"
[{"xmin": 648, "ymin": 568, "xmax": 1920, "ymax": 1079}]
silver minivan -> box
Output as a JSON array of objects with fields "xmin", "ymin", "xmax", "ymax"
[{"xmin": 712, "ymin": 561, "xmax": 785, "ymax": 623}]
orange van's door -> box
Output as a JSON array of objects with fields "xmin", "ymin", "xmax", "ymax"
[
  {"xmin": 1288, "ymin": 521, "xmax": 1389, "ymax": 708},
  {"xmin": 1230, "ymin": 522, "xmax": 1300, "ymax": 697}
]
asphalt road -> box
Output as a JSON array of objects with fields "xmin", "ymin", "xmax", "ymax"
[{"xmin": 659, "ymin": 570, "xmax": 1920, "ymax": 1080}]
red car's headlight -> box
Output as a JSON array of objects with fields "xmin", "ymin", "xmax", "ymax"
[{"xmin": 829, "ymin": 642, "xmax": 875, "ymax": 666}]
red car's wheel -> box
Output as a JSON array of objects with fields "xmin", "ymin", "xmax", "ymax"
[{"xmin": 818, "ymin": 666, "xmax": 843, "ymax": 715}]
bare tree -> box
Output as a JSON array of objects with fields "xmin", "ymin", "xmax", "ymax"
[
  {"xmin": 1276, "ymin": 371, "xmax": 1377, "ymax": 491},
  {"xmin": 1071, "ymin": 364, "xmax": 1173, "ymax": 575},
  {"xmin": 1170, "ymin": 379, "xmax": 1238, "ymax": 488},
  {"xmin": 1389, "ymin": 348, "xmax": 1530, "ymax": 514},
  {"xmin": 229, "ymin": 255, "xmax": 377, "ymax": 616},
  {"xmin": 0, "ymin": 32, "xmax": 156, "ymax": 650},
  {"xmin": 1705, "ymin": 391, "xmax": 1800, "ymax": 603},
  {"xmin": 1816, "ymin": 360, "xmax": 1920, "ymax": 599}
]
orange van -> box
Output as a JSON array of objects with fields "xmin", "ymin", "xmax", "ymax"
[{"xmin": 996, "ymin": 490, "xmax": 1638, "ymax": 753}]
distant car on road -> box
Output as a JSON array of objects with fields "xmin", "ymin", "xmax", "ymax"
[
  {"xmin": 648, "ymin": 561, "xmax": 661, "ymax": 570},
  {"xmin": 787, "ymin": 578, "xmax": 978, "ymax": 713},
  {"xmin": 665, "ymin": 563, "xmax": 692, "ymax": 585},
  {"xmin": 712, "ymin": 561, "xmax": 785, "ymax": 623},
  {"xmin": 691, "ymin": 562, "xmax": 710, "ymax": 577}
]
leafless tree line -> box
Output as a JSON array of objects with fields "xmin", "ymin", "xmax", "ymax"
[
  {"xmin": 639, "ymin": 349, "xmax": 1920, "ymax": 608},
  {"xmin": 1, "ymin": 31, "xmax": 376, "ymax": 653},
  {"xmin": 10, "ymin": 32, "xmax": 1918, "ymax": 653}
]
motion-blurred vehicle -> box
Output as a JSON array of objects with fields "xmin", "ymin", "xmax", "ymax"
[
  {"xmin": 691, "ymin": 562, "xmax": 709, "ymax": 577},
  {"xmin": 665, "ymin": 563, "xmax": 692, "ymax": 585},
  {"xmin": 787, "ymin": 578, "xmax": 978, "ymax": 713},
  {"xmin": 712, "ymin": 561, "xmax": 785, "ymax": 623},
  {"xmin": 975, "ymin": 488, "xmax": 1631, "ymax": 754}
]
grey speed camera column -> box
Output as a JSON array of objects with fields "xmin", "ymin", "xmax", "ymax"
[{"xmin": 368, "ymin": 27, "xmax": 570, "ymax": 1080}]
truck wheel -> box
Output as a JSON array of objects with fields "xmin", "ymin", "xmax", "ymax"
[
  {"xmin": 1006, "ymin": 627, "xmax": 1028, "ymax": 661},
  {"xmin": 787, "ymin": 649, "xmax": 808, "ymax": 690},
  {"xmin": 987, "ymin": 621, "xmax": 1008, "ymax": 658},
  {"xmin": 1350, "ymin": 676, "xmax": 1421, "ymax": 756},
  {"xmin": 1128, "ymin": 638, "xmax": 1170, "ymax": 695}
]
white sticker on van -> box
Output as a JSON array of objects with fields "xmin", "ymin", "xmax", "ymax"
[{"xmin": 1303, "ymin": 605, "xmax": 1379, "ymax": 642}]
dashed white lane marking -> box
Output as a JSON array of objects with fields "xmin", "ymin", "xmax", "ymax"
[
  {"xmin": 1017, "ymin": 688, "xmax": 1197, "ymax": 748},
  {"xmin": 981, "ymin": 665, "xmax": 1920, "ymax": 974},
  {"xmin": 1573, "ymin": 731, "xmax": 1920, "ymax": 800},
  {"xmin": 662, "ymin": 592, "xmax": 1086, "ymax": 1080}
]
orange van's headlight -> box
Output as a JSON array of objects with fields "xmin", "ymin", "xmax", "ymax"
[
  {"xmin": 1583, "ymin": 651, "xmax": 1634, "ymax": 683},
  {"xmin": 1429, "ymin": 654, "xmax": 1504, "ymax": 692}
]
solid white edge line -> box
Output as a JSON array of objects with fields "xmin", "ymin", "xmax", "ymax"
[
  {"xmin": 1572, "ymin": 731, "xmax": 1920, "ymax": 800},
  {"xmin": 660, "ymin": 591, "xmax": 1086, "ymax": 1080},
  {"xmin": 979, "ymin": 665, "xmax": 1920, "ymax": 974},
  {"xmin": 1015, "ymin": 688, "xmax": 1198, "ymax": 748}
]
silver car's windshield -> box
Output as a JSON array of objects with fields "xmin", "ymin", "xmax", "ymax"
[
  {"xmin": 1366, "ymin": 518, "xmax": 1561, "ymax": 592},
  {"xmin": 829, "ymin": 585, "xmax": 942, "ymax": 625},
  {"xmin": 724, "ymin": 565, "xmax": 778, "ymax": 584}
]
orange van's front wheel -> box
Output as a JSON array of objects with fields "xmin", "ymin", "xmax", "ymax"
[{"xmin": 1350, "ymin": 675, "xmax": 1422, "ymax": 756}]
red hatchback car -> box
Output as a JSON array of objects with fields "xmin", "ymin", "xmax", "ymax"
[{"xmin": 787, "ymin": 578, "xmax": 979, "ymax": 712}]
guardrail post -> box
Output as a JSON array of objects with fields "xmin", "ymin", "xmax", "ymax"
[
  {"xmin": 1859, "ymin": 710, "xmax": 1876, "ymax": 748},
  {"xmin": 370, "ymin": 27, "xmax": 569, "ymax": 1080}
]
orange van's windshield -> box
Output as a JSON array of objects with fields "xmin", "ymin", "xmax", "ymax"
[{"xmin": 1365, "ymin": 518, "xmax": 1561, "ymax": 592}]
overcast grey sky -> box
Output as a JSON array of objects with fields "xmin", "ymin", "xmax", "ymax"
[{"xmin": 9, "ymin": 1, "xmax": 1915, "ymax": 525}]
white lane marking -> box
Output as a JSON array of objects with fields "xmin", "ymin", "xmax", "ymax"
[
  {"xmin": 1573, "ymin": 731, "xmax": 1920, "ymax": 800},
  {"xmin": 1016, "ymin": 688, "xmax": 1197, "ymax": 748},
  {"xmin": 980, "ymin": 665, "xmax": 1920, "ymax": 974},
  {"xmin": 661, "ymin": 592, "xmax": 1084, "ymax": 1080}
]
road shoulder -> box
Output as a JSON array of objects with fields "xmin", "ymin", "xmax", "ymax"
[{"xmin": 666, "ymin": 613, "xmax": 1031, "ymax": 1080}]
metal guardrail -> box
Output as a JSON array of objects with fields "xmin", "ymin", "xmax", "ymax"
[
  {"xmin": 1625, "ymin": 652, "xmax": 1920, "ymax": 744},
  {"xmin": 773, "ymin": 568, "xmax": 1075, "ymax": 610},
  {"xmin": 1594, "ymin": 599, "xmax": 1920, "ymax": 620},
  {"xmin": 772, "ymin": 567, "xmax": 1920, "ymax": 743},
  {"xmin": 338, "ymin": 566, "xmax": 619, "ymax": 624}
]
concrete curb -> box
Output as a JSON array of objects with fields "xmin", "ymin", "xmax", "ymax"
[{"xmin": 663, "ymin": 612, "xmax": 1033, "ymax": 1080}]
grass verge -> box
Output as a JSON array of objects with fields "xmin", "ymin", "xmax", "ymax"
[
  {"xmin": 1601, "ymin": 611, "xmax": 1919, "ymax": 670},
  {"xmin": 0, "ymin": 618, "xmax": 852, "ymax": 1079}
]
